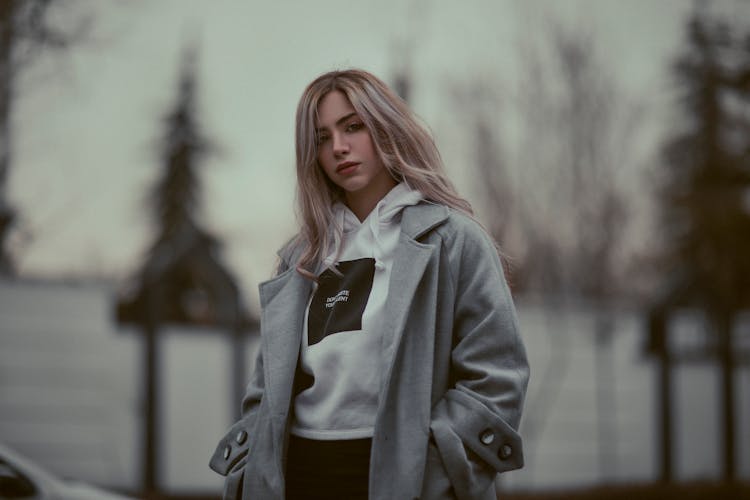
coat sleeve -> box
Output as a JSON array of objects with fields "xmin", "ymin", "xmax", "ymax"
[
  {"xmin": 429, "ymin": 218, "xmax": 529, "ymax": 499},
  {"xmin": 208, "ymin": 244, "xmax": 294, "ymax": 479},
  {"xmin": 208, "ymin": 347, "xmax": 265, "ymax": 477}
]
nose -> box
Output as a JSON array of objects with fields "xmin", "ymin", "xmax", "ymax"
[{"xmin": 332, "ymin": 132, "xmax": 349, "ymax": 157}]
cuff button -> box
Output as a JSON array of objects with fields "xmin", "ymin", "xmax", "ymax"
[
  {"xmin": 236, "ymin": 430, "xmax": 248, "ymax": 445},
  {"xmin": 479, "ymin": 429, "xmax": 495, "ymax": 446},
  {"xmin": 499, "ymin": 443, "xmax": 513, "ymax": 460},
  {"xmin": 223, "ymin": 445, "xmax": 232, "ymax": 460}
]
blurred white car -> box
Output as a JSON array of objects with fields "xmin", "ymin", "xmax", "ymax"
[{"xmin": 0, "ymin": 443, "xmax": 134, "ymax": 499}]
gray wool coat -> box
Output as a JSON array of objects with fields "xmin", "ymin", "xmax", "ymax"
[{"xmin": 209, "ymin": 202, "xmax": 529, "ymax": 500}]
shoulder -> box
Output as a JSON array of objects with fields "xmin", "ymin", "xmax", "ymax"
[
  {"xmin": 275, "ymin": 234, "xmax": 304, "ymax": 273},
  {"xmin": 431, "ymin": 209, "xmax": 511, "ymax": 294},
  {"xmin": 435, "ymin": 207, "xmax": 498, "ymax": 256},
  {"xmin": 401, "ymin": 201, "xmax": 497, "ymax": 256},
  {"xmin": 441, "ymin": 208, "xmax": 488, "ymax": 236},
  {"xmin": 426, "ymin": 207, "xmax": 508, "ymax": 286},
  {"xmin": 402, "ymin": 201, "xmax": 492, "ymax": 246}
]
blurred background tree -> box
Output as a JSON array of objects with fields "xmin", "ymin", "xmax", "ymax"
[
  {"xmin": 0, "ymin": 0, "xmax": 89, "ymax": 276},
  {"xmin": 656, "ymin": 4, "xmax": 750, "ymax": 481},
  {"xmin": 509, "ymin": 26, "xmax": 640, "ymax": 299},
  {"xmin": 116, "ymin": 45, "xmax": 252, "ymax": 494},
  {"xmin": 144, "ymin": 45, "xmax": 218, "ymax": 285},
  {"xmin": 459, "ymin": 20, "xmax": 645, "ymax": 482}
]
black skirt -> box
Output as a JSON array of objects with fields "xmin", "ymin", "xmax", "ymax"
[{"xmin": 285, "ymin": 435, "xmax": 372, "ymax": 499}]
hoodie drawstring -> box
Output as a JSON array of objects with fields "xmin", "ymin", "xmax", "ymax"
[{"xmin": 323, "ymin": 184, "xmax": 423, "ymax": 273}]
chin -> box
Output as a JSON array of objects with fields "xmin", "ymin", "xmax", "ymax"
[{"xmin": 339, "ymin": 178, "xmax": 369, "ymax": 193}]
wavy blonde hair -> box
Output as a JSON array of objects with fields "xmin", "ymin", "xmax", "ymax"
[{"xmin": 293, "ymin": 68, "xmax": 475, "ymax": 278}]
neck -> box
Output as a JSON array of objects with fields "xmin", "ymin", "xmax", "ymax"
[{"xmin": 345, "ymin": 177, "xmax": 399, "ymax": 222}]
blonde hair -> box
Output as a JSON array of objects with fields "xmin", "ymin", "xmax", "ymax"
[{"xmin": 293, "ymin": 68, "xmax": 475, "ymax": 278}]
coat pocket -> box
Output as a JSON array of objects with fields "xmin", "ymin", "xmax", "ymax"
[
  {"xmin": 223, "ymin": 457, "xmax": 246, "ymax": 500},
  {"xmin": 419, "ymin": 438, "xmax": 456, "ymax": 499}
]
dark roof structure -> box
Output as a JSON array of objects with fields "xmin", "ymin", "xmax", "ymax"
[{"xmin": 115, "ymin": 224, "xmax": 256, "ymax": 331}]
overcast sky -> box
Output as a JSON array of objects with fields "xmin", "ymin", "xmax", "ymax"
[{"xmin": 8, "ymin": 0, "xmax": 747, "ymax": 309}]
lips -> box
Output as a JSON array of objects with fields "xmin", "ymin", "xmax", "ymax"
[{"xmin": 336, "ymin": 161, "xmax": 360, "ymax": 174}]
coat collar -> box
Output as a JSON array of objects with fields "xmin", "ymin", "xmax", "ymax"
[{"xmin": 400, "ymin": 201, "xmax": 450, "ymax": 241}]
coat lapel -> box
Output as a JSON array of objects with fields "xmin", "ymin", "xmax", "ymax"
[
  {"xmin": 258, "ymin": 268, "xmax": 312, "ymax": 420},
  {"xmin": 378, "ymin": 202, "xmax": 449, "ymax": 392}
]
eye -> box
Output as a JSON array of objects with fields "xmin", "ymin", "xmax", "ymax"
[
  {"xmin": 316, "ymin": 133, "xmax": 330, "ymax": 145},
  {"xmin": 345, "ymin": 122, "xmax": 364, "ymax": 133}
]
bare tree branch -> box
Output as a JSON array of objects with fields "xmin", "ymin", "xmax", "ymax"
[{"xmin": 0, "ymin": 0, "xmax": 90, "ymax": 275}]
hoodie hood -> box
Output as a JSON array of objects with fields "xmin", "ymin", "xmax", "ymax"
[{"xmin": 324, "ymin": 183, "xmax": 424, "ymax": 271}]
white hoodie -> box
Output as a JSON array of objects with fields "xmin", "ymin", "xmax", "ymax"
[{"xmin": 291, "ymin": 183, "xmax": 424, "ymax": 440}]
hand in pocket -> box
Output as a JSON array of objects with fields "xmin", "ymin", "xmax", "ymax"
[
  {"xmin": 223, "ymin": 457, "xmax": 246, "ymax": 500},
  {"xmin": 420, "ymin": 440, "xmax": 455, "ymax": 499}
]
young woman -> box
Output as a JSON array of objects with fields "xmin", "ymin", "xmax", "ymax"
[{"xmin": 210, "ymin": 69, "xmax": 529, "ymax": 500}]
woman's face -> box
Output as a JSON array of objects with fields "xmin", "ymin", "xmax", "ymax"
[{"xmin": 315, "ymin": 90, "xmax": 396, "ymax": 206}]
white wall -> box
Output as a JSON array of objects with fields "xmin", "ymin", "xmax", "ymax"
[
  {"xmin": 0, "ymin": 279, "xmax": 260, "ymax": 493},
  {"xmin": 0, "ymin": 279, "xmax": 139, "ymax": 489},
  {"xmin": 159, "ymin": 326, "xmax": 260, "ymax": 493},
  {"xmin": 502, "ymin": 299, "xmax": 658, "ymax": 490},
  {"xmin": 502, "ymin": 297, "xmax": 750, "ymax": 491},
  {"xmin": 2, "ymin": 280, "xmax": 748, "ymax": 494}
]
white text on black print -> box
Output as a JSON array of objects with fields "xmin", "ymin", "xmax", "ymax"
[{"xmin": 325, "ymin": 290, "xmax": 350, "ymax": 308}]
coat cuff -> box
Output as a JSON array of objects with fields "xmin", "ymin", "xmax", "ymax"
[
  {"xmin": 431, "ymin": 389, "xmax": 524, "ymax": 497},
  {"xmin": 209, "ymin": 419, "xmax": 250, "ymax": 477}
]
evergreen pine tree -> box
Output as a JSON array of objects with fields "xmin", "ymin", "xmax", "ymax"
[
  {"xmin": 660, "ymin": 9, "xmax": 750, "ymax": 314},
  {"xmin": 658, "ymin": 6, "xmax": 750, "ymax": 481},
  {"xmin": 140, "ymin": 46, "xmax": 225, "ymax": 324},
  {"xmin": 117, "ymin": 45, "xmax": 249, "ymax": 493}
]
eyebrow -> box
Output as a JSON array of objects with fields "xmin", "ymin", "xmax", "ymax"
[{"xmin": 315, "ymin": 112, "xmax": 358, "ymax": 133}]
